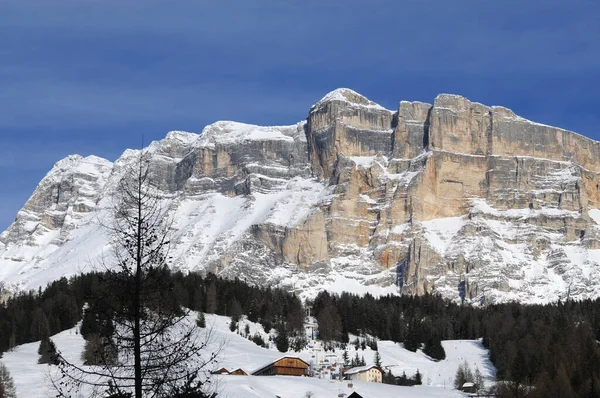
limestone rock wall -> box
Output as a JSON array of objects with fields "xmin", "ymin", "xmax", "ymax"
[{"xmin": 4, "ymin": 88, "xmax": 600, "ymax": 304}]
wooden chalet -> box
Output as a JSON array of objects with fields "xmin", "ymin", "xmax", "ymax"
[
  {"xmin": 212, "ymin": 367, "xmax": 248, "ymax": 376},
  {"xmin": 252, "ymin": 356, "xmax": 309, "ymax": 376},
  {"xmin": 213, "ymin": 367, "xmax": 230, "ymax": 375}
]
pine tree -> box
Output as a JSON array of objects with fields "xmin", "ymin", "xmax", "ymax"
[
  {"xmin": 317, "ymin": 304, "xmax": 342, "ymax": 342},
  {"xmin": 454, "ymin": 360, "xmax": 473, "ymax": 390},
  {"xmin": 196, "ymin": 312, "xmax": 206, "ymax": 328},
  {"xmin": 403, "ymin": 319, "xmax": 420, "ymax": 352},
  {"xmin": 342, "ymin": 350, "xmax": 349, "ymax": 367},
  {"xmin": 423, "ymin": 335, "xmax": 446, "ymax": 360},
  {"xmin": 275, "ymin": 323, "xmax": 289, "ymax": 352},
  {"xmin": 29, "ymin": 308, "xmax": 50, "ymax": 341},
  {"xmin": 414, "ymin": 369, "xmax": 422, "ymax": 385},
  {"xmin": 229, "ymin": 319, "xmax": 237, "ymax": 332},
  {"xmin": 374, "ymin": 350, "xmax": 382, "ymax": 367},
  {"xmin": 382, "ymin": 369, "xmax": 396, "ymax": 385},
  {"xmin": 0, "ymin": 362, "xmax": 17, "ymax": 398},
  {"xmin": 229, "ymin": 298, "xmax": 243, "ymax": 323},
  {"xmin": 474, "ymin": 366, "xmax": 484, "ymax": 393},
  {"xmin": 353, "ymin": 352, "xmax": 360, "ymax": 367},
  {"xmin": 205, "ymin": 280, "xmax": 217, "ymax": 314},
  {"xmin": 81, "ymin": 334, "xmax": 118, "ymax": 366},
  {"xmin": 38, "ymin": 337, "xmax": 59, "ymax": 365},
  {"xmin": 454, "ymin": 361, "xmax": 466, "ymax": 389}
]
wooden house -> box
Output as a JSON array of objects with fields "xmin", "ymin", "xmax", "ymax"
[
  {"xmin": 213, "ymin": 367, "xmax": 230, "ymax": 375},
  {"xmin": 252, "ymin": 356, "xmax": 309, "ymax": 376},
  {"xmin": 230, "ymin": 368, "xmax": 248, "ymax": 376}
]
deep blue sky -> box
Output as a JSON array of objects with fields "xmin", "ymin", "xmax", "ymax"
[{"xmin": 1, "ymin": 0, "xmax": 599, "ymax": 231}]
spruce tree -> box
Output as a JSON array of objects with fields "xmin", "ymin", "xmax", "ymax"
[
  {"xmin": 275, "ymin": 323, "xmax": 289, "ymax": 352},
  {"xmin": 0, "ymin": 362, "xmax": 17, "ymax": 398},
  {"xmin": 423, "ymin": 336, "xmax": 446, "ymax": 360},
  {"xmin": 414, "ymin": 369, "xmax": 422, "ymax": 385},
  {"xmin": 229, "ymin": 319, "xmax": 237, "ymax": 332},
  {"xmin": 38, "ymin": 337, "xmax": 59, "ymax": 365},
  {"xmin": 229, "ymin": 298, "xmax": 243, "ymax": 323},
  {"xmin": 81, "ymin": 334, "xmax": 118, "ymax": 366},
  {"xmin": 374, "ymin": 350, "xmax": 382, "ymax": 367},
  {"xmin": 474, "ymin": 366, "xmax": 484, "ymax": 393},
  {"xmin": 196, "ymin": 312, "xmax": 206, "ymax": 328}
]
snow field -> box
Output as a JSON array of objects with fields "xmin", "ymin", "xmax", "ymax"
[{"xmin": 1, "ymin": 313, "xmax": 494, "ymax": 397}]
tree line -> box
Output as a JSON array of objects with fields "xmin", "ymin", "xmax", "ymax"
[
  {"xmin": 3, "ymin": 268, "xmax": 600, "ymax": 396},
  {"xmin": 0, "ymin": 270, "xmax": 304, "ymax": 356},
  {"xmin": 311, "ymin": 290, "xmax": 600, "ymax": 397}
]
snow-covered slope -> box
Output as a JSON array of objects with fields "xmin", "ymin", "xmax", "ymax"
[
  {"xmin": 0, "ymin": 314, "xmax": 494, "ymax": 397},
  {"xmin": 3, "ymin": 88, "xmax": 600, "ymax": 303}
]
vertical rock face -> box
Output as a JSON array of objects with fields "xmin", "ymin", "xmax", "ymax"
[
  {"xmin": 306, "ymin": 88, "xmax": 394, "ymax": 180},
  {"xmin": 392, "ymin": 101, "xmax": 431, "ymax": 159},
  {"xmin": 2, "ymin": 88, "xmax": 600, "ymax": 304}
]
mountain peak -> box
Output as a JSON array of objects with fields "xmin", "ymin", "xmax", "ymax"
[
  {"xmin": 196, "ymin": 120, "xmax": 302, "ymax": 147},
  {"xmin": 48, "ymin": 154, "xmax": 112, "ymax": 177},
  {"xmin": 311, "ymin": 88, "xmax": 389, "ymax": 111},
  {"xmin": 164, "ymin": 130, "xmax": 199, "ymax": 144}
]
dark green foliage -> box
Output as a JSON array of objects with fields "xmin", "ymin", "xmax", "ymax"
[
  {"xmin": 311, "ymin": 290, "xmax": 600, "ymax": 396},
  {"xmin": 4, "ymin": 262, "xmax": 600, "ymax": 397},
  {"xmin": 394, "ymin": 370, "xmax": 422, "ymax": 386},
  {"xmin": 290, "ymin": 334, "xmax": 308, "ymax": 352},
  {"xmin": 229, "ymin": 319, "xmax": 237, "ymax": 332},
  {"xmin": 0, "ymin": 269, "xmax": 305, "ymax": 358},
  {"xmin": 382, "ymin": 369, "xmax": 396, "ymax": 385},
  {"xmin": 0, "ymin": 277, "xmax": 82, "ymax": 354},
  {"xmin": 374, "ymin": 350, "xmax": 382, "ymax": 367},
  {"xmin": 423, "ymin": 335, "xmax": 446, "ymax": 360},
  {"xmin": 350, "ymin": 352, "xmax": 366, "ymax": 367},
  {"xmin": 81, "ymin": 334, "xmax": 118, "ymax": 366},
  {"xmin": 250, "ymin": 333, "xmax": 267, "ymax": 348},
  {"xmin": 275, "ymin": 323, "xmax": 289, "ymax": 352},
  {"xmin": 229, "ymin": 298, "xmax": 242, "ymax": 322},
  {"xmin": 414, "ymin": 369, "xmax": 422, "ymax": 385},
  {"xmin": 403, "ymin": 319, "xmax": 420, "ymax": 352},
  {"xmin": 37, "ymin": 337, "xmax": 59, "ymax": 365},
  {"xmin": 0, "ymin": 362, "xmax": 17, "ymax": 398},
  {"xmin": 196, "ymin": 312, "xmax": 206, "ymax": 328}
]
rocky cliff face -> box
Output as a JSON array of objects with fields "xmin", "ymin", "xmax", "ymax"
[{"xmin": 2, "ymin": 88, "xmax": 600, "ymax": 304}]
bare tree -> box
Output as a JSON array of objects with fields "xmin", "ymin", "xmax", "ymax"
[{"xmin": 54, "ymin": 152, "xmax": 223, "ymax": 398}]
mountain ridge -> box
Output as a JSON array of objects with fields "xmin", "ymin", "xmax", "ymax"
[{"xmin": 2, "ymin": 88, "xmax": 600, "ymax": 304}]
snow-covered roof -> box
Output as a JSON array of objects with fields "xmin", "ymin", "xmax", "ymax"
[
  {"xmin": 462, "ymin": 382, "xmax": 475, "ymax": 388},
  {"xmin": 344, "ymin": 364, "xmax": 383, "ymax": 375}
]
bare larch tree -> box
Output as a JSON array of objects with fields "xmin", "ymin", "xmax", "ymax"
[{"xmin": 54, "ymin": 151, "xmax": 222, "ymax": 398}]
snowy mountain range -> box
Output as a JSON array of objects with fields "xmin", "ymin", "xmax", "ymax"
[{"xmin": 2, "ymin": 88, "xmax": 600, "ymax": 304}]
